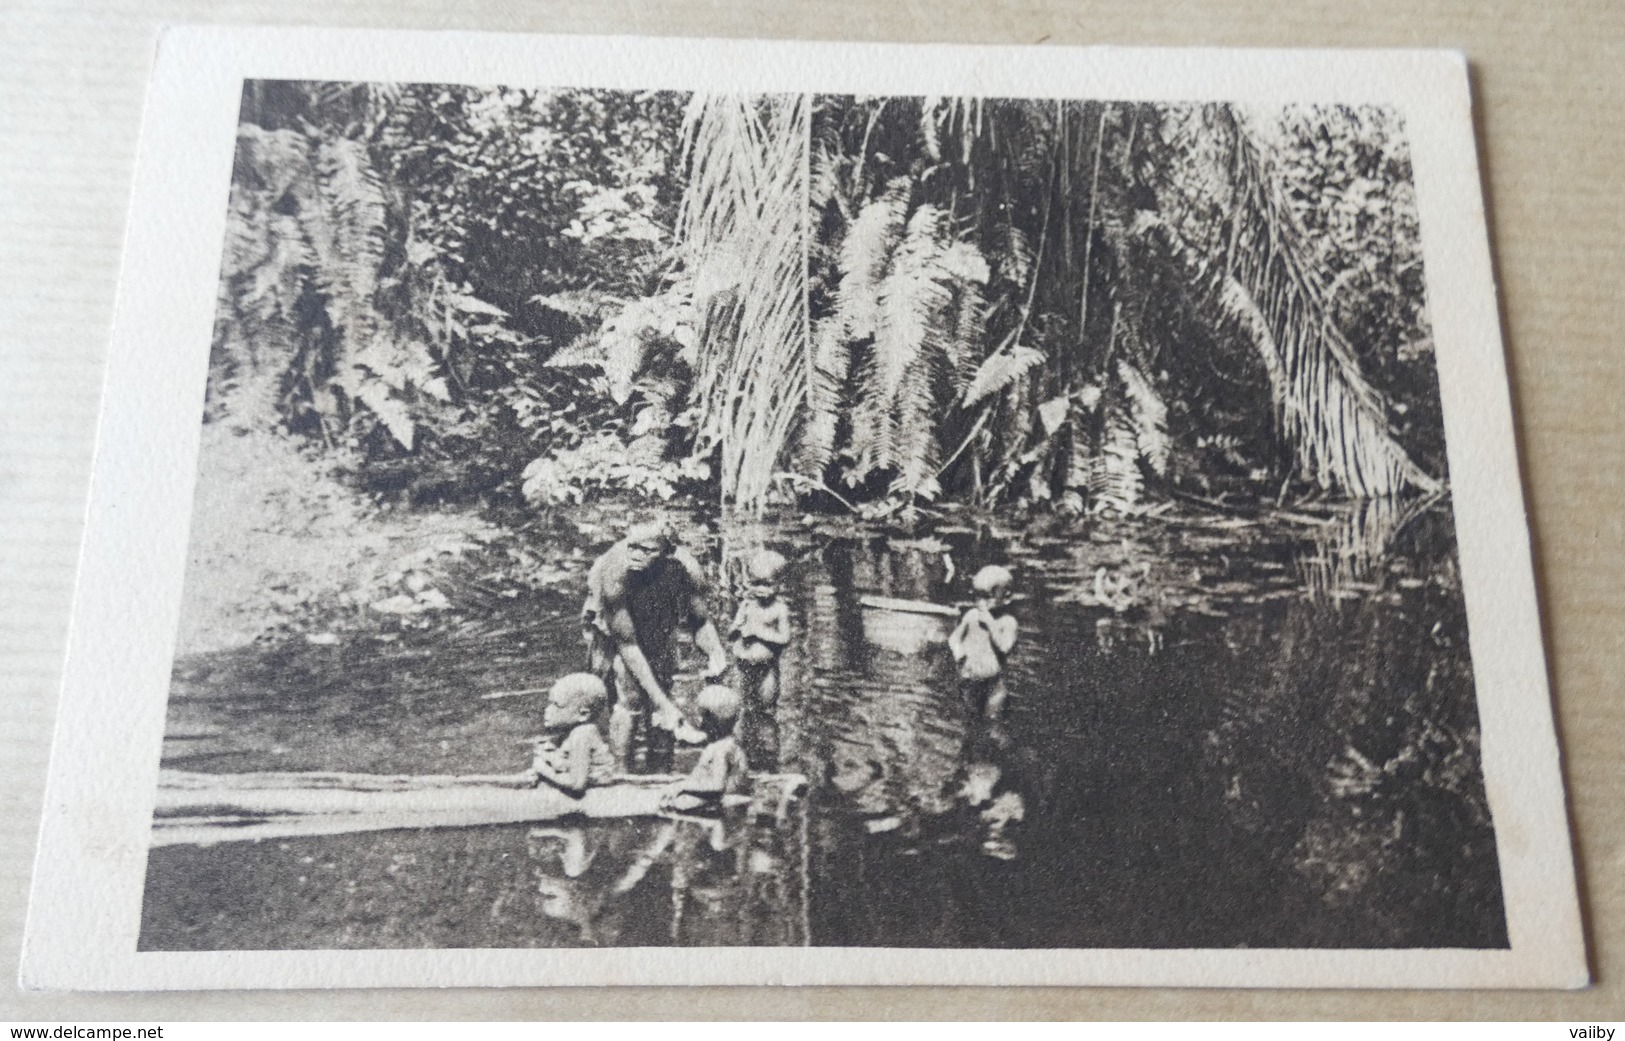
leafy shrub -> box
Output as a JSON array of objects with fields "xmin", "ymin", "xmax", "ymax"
[{"xmin": 521, "ymin": 432, "xmax": 712, "ymax": 505}]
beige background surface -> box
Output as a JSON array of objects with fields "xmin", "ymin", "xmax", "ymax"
[{"xmin": 1, "ymin": 0, "xmax": 1619, "ymax": 1021}]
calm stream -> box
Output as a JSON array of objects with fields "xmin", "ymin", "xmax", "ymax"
[{"xmin": 140, "ymin": 500, "xmax": 1506, "ymax": 950}]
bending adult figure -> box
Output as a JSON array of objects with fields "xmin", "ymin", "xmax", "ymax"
[{"xmin": 582, "ymin": 519, "xmax": 728, "ymax": 766}]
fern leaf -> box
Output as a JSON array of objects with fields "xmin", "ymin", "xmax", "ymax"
[
  {"xmin": 946, "ymin": 279, "xmax": 989, "ymax": 392},
  {"xmin": 1092, "ymin": 402, "xmax": 1145, "ymax": 512},
  {"xmin": 845, "ymin": 345, "xmax": 888, "ymax": 487},
  {"xmin": 447, "ymin": 293, "xmax": 508, "ymax": 319},
  {"xmin": 349, "ymin": 374, "xmax": 415, "ymax": 450},
  {"xmin": 963, "ymin": 345, "xmax": 1045, "ymax": 406},
  {"xmin": 214, "ymin": 126, "xmax": 322, "ymax": 426},
  {"xmin": 873, "ymin": 204, "xmax": 953, "ymax": 399},
  {"xmin": 995, "ymin": 222, "xmax": 1035, "ymax": 289},
  {"xmin": 233, "ymin": 124, "xmax": 316, "ymax": 203},
  {"xmin": 920, "ymin": 97, "xmax": 943, "ymax": 161},
  {"xmin": 799, "ymin": 311, "xmax": 850, "ymax": 475},
  {"xmin": 1038, "ymin": 395, "xmax": 1070, "ymax": 437},
  {"xmin": 809, "ymin": 138, "xmax": 845, "ymax": 214},
  {"xmin": 891, "ymin": 354, "xmax": 944, "ymax": 498},
  {"xmin": 837, "ymin": 178, "xmax": 911, "ymax": 342},
  {"xmin": 939, "ymin": 239, "xmax": 991, "ymax": 287},
  {"xmin": 1117, "ymin": 360, "xmax": 1170, "ymax": 477},
  {"xmin": 530, "ymin": 289, "xmax": 615, "ymax": 328},
  {"xmin": 311, "ymin": 134, "xmax": 389, "ymax": 350}
]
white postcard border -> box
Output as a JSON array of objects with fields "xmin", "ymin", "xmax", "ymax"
[{"xmin": 20, "ymin": 26, "xmax": 1586, "ymax": 990}]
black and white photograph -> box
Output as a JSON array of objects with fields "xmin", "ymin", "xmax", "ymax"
[{"xmin": 20, "ymin": 30, "xmax": 1584, "ymax": 990}]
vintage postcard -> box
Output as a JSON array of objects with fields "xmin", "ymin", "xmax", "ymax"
[{"xmin": 21, "ymin": 27, "xmax": 1585, "ymax": 989}]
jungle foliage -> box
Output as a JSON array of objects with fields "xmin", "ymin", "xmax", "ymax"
[
  {"xmin": 210, "ymin": 82, "xmax": 1443, "ymax": 517},
  {"xmin": 212, "ymin": 81, "xmax": 689, "ymax": 504},
  {"xmin": 704, "ymin": 96, "xmax": 1441, "ymax": 515}
]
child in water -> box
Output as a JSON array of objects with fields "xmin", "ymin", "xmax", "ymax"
[
  {"xmin": 527, "ymin": 673, "xmax": 617, "ymax": 798},
  {"xmin": 660, "ymin": 684, "xmax": 749, "ymax": 814},
  {"xmin": 727, "ymin": 549, "xmax": 790, "ymax": 706},
  {"xmin": 948, "ymin": 565, "xmax": 1019, "ymax": 719}
]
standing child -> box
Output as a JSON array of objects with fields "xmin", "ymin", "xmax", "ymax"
[
  {"xmin": 727, "ymin": 549, "xmax": 790, "ymax": 707},
  {"xmin": 527, "ymin": 673, "xmax": 617, "ymax": 798},
  {"xmin": 948, "ymin": 565, "xmax": 1020, "ymax": 719},
  {"xmin": 660, "ymin": 684, "xmax": 749, "ymax": 814}
]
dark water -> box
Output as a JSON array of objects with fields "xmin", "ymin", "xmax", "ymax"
[{"xmin": 141, "ymin": 499, "xmax": 1507, "ymax": 951}]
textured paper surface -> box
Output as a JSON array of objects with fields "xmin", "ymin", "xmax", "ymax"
[{"xmin": 12, "ymin": 25, "xmax": 1590, "ymax": 994}]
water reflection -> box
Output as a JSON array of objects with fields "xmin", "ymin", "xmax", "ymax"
[
  {"xmin": 142, "ymin": 786, "xmax": 809, "ymax": 950},
  {"xmin": 522, "ymin": 786, "xmax": 811, "ymax": 948},
  {"xmin": 144, "ymin": 500, "xmax": 1506, "ymax": 951},
  {"xmin": 769, "ymin": 503, "xmax": 1503, "ymax": 948},
  {"xmin": 1297, "ymin": 494, "xmax": 1444, "ymax": 602}
]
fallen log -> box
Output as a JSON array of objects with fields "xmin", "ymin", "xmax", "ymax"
[
  {"xmin": 858, "ymin": 593, "xmax": 1030, "ymax": 618},
  {"xmin": 858, "ymin": 594, "xmax": 959, "ymax": 618},
  {"xmin": 152, "ymin": 769, "xmax": 807, "ymax": 848}
]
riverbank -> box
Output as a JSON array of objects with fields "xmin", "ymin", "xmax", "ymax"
[{"xmin": 172, "ymin": 423, "xmax": 722, "ymax": 657}]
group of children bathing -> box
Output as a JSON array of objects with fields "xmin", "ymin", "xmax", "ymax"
[{"xmin": 522, "ymin": 534, "xmax": 1019, "ymax": 815}]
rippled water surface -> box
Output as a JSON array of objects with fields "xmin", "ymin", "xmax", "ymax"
[{"xmin": 141, "ymin": 501, "xmax": 1507, "ymax": 950}]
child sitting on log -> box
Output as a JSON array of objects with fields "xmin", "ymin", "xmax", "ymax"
[
  {"xmin": 728, "ymin": 549, "xmax": 790, "ymax": 706},
  {"xmin": 527, "ymin": 673, "xmax": 616, "ymax": 797},
  {"xmin": 948, "ymin": 565, "xmax": 1020, "ymax": 719},
  {"xmin": 660, "ymin": 684, "xmax": 749, "ymax": 814}
]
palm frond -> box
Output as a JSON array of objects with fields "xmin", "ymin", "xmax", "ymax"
[
  {"xmin": 677, "ymin": 93, "xmax": 811, "ymax": 511},
  {"xmin": 1115, "ymin": 107, "xmax": 1437, "ymax": 500},
  {"xmin": 1211, "ymin": 109, "xmax": 1438, "ymax": 497}
]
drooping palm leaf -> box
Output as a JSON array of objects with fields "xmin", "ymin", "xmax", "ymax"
[
  {"xmin": 677, "ymin": 93, "xmax": 811, "ymax": 512},
  {"xmin": 683, "ymin": 93, "xmax": 1435, "ymax": 511},
  {"xmin": 1202, "ymin": 108, "xmax": 1438, "ymax": 497}
]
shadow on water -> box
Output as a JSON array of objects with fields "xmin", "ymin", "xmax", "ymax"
[{"xmin": 141, "ymin": 499, "xmax": 1507, "ymax": 951}]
